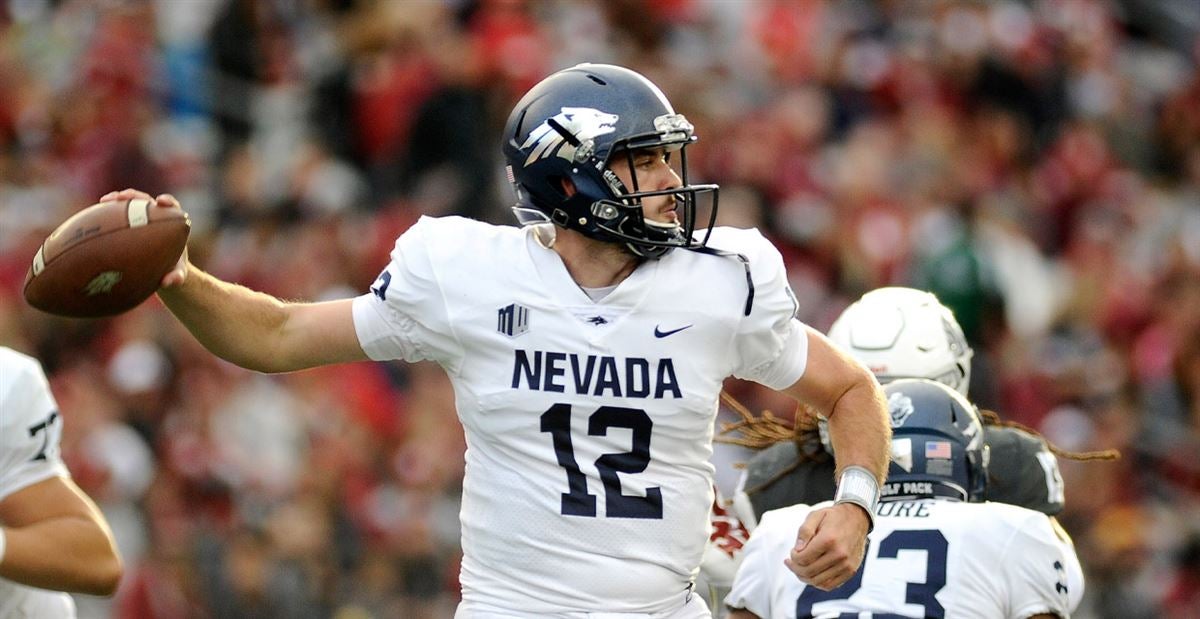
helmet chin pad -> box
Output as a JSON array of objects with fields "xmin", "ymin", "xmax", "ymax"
[
  {"xmin": 644, "ymin": 217, "xmax": 681, "ymax": 231},
  {"xmin": 592, "ymin": 203, "xmax": 683, "ymax": 258}
]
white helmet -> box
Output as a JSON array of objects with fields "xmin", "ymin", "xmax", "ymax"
[{"xmin": 828, "ymin": 287, "xmax": 973, "ymax": 396}]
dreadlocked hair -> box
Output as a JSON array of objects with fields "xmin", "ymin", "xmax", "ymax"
[
  {"xmin": 715, "ymin": 391, "xmax": 1120, "ymax": 463},
  {"xmin": 716, "ymin": 391, "xmax": 826, "ymax": 456},
  {"xmin": 977, "ymin": 409, "xmax": 1121, "ymax": 461}
]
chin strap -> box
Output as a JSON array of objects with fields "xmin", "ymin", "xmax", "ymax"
[{"xmin": 687, "ymin": 246, "xmax": 754, "ymax": 316}]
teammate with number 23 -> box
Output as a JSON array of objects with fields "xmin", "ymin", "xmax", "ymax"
[
  {"xmin": 726, "ymin": 380, "xmax": 1073, "ymax": 619},
  {"xmin": 102, "ymin": 64, "xmax": 890, "ymax": 617}
]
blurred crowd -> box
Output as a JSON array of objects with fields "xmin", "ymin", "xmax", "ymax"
[{"xmin": 1, "ymin": 0, "xmax": 1198, "ymax": 617}]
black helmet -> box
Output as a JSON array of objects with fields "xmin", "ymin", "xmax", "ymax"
[{"xmin": 502, "ymin": 63, "xmax": 719, "ymax": 259}]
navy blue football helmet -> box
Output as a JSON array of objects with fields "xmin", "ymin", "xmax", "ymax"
[
  {"xmin": 880, "ymin": 379, "xmax": 989, "ymax": 503},
  {"xmin": 502, "ymin": 64, "xmax": 719, "ymax": 259}
]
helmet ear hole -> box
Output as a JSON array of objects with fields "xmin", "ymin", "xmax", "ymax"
[{"xmin": 554, "ymin": 177, "xmax": 576, "ymax": 199}]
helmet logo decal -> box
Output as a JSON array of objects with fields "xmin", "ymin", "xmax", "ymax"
[
  {"xmin": 887, "ymin": 392, "xmax": 915, "ymax": 427},
  {"xmin": 521, "ymin": 107, "xmax": 619, "ymax": 166},
  {"xmin": 925, "ymin": 441, "xmax": 953, "ymax": 459}
]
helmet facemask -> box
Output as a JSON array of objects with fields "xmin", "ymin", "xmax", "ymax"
[{"xmin": 589, "ymin": 126, "xmax": 719, "ymax": 258}]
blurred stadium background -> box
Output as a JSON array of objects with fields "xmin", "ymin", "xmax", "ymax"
[{"xmin": 1, "ymin": 0, "xmax": 1198, "ymax": 617}]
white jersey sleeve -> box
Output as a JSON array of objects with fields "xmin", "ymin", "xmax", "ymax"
[
  {"xmin": 0, "ymin": 580, "xmax": 75, "ymax": 619},
  {"xmin": 0, "ymin": 348, "xmax": 77, "ymax": 618},
  {"xmin": 0, "ymin": 348, "xmax": 69, "ymax": 503},
  {"xmin": 706, "ymin": 228, "xmax": 807, "ymax": 390},
  {"xmin": 352, "ymin": 216, "xmax": 466, "ymax": 368}
]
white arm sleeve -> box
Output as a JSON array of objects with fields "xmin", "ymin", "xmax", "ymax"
[
  {"xmin": 352, "ymin": 217, "xmax": 464, "ymax": 368},
  {"xmin": 1004, "ymin": 513, "xmax": 1074, "ymax": 619},
  {"xmin": 725, "ymin": 230, "xmax": 808, "ymax": 390},
  {"xmin": 0, "ymin": 349, "xmax": 70, "ymax": 503}
]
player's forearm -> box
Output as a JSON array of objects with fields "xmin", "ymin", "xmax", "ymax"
[
  {"xmin": 827, "ymin": 377, "xmax": 891, "ymax": 485},
  {"xmin": 157, "ymin": 266, "xmax": 295, "ymax": 373},
  {"xmin": 0, "ymin": 519, "xmax": 122, "ymax": 596}
]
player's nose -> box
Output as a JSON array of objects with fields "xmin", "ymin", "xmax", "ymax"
[{"xmin": 654, "ymin": 162, "xmax": 682, "ymax": 191}]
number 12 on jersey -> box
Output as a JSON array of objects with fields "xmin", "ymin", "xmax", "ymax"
[{"xmin": 540, "ymin": 403, "xmax": 663, "ymax": 519}]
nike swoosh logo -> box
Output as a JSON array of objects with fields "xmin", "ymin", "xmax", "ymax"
[{"xmin": 654, "ymin": 324, "xmax": 693, "ymax": 338}]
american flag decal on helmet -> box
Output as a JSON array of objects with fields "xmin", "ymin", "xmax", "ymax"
[
  {"xmin": 498, "ymin": 303, "xmax": 530, "ymax": 337},
  {"xmin": 925, "ymin": 441, "xmax": 952, "ymax": 459}
]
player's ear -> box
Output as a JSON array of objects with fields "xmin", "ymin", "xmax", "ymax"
[{"xmin": 559, "ymin": 177, "xmax": 577, "ymax": 197}]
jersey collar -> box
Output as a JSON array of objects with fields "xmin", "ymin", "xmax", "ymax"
[{"xmin": 525, "ymin": 226, "xmax": 659, "ymax": 310}]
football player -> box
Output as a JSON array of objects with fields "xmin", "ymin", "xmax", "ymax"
[
  {"xmin": 0, "ymin": 347, "xmax": 123, "ymax": 617},
  {"xmin": 726, "ymin": 379, "xmax": 1074, "ymax": 618},
  {"xmin": 103, "ymin": 63, "xmax": 892, "ymax": 617},
  {"xmin": 721, "ymin": 288, "xmax": 1106, "ymax": 612}
]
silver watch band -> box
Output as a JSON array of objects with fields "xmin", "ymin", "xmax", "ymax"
[{"xmin": 834, "ymin": 465, "xmax": 880, "ymax": 532}]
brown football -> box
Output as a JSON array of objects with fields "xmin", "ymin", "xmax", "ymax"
[{"xmin": 23, "ymin": 199, "xmax": 191, "ymax": 318}]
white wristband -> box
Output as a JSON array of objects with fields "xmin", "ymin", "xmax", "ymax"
[
  {"xmin": 834, "ymin": 466, "xmax": 880, "ymax": 532},
  {"xmin": 0, "ymin": 526, "xmax": 7, "ymax": 566}
]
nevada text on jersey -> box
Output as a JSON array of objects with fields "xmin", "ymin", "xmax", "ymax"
[{"xmin": 512, "ymin": 349, "xmax": 683, "ymax": 399}]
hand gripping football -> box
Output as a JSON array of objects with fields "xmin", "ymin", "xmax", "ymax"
[{"xmin": 23, "ymin": 198, "xmax": 190, "ymax": 318}]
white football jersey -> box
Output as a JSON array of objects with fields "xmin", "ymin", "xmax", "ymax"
[
  {"xmin": 727, "ymin": 500, "xmax": 1075, "ymax": 619},
  {"xmin": 0, "ymin": 347, "xmax": 77, "ymax": 618},
  {"xmin": 353, "ymin": 216, "xmax": 807, "ymax": 613}
]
